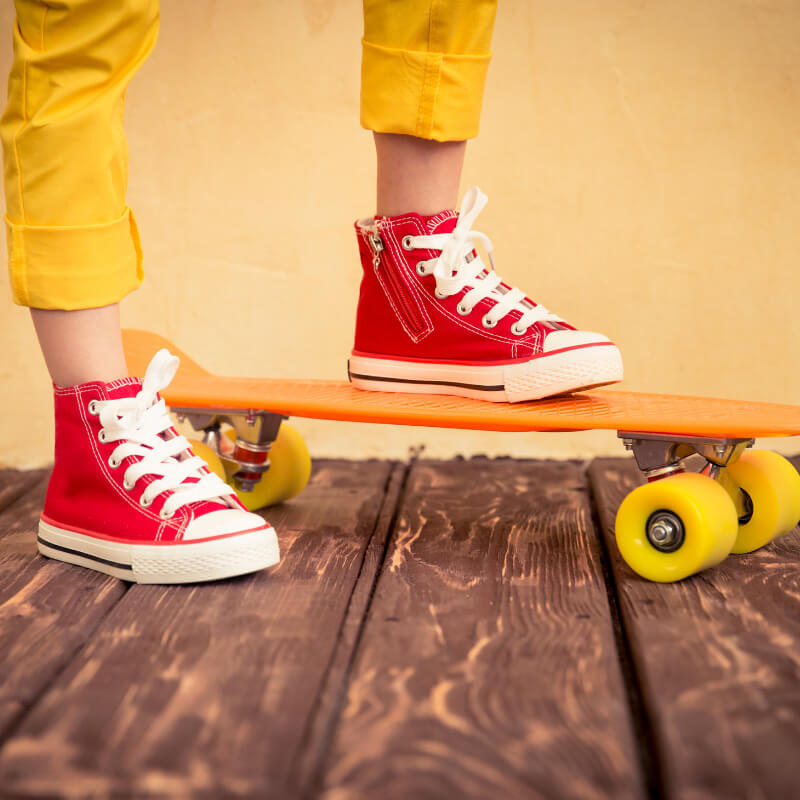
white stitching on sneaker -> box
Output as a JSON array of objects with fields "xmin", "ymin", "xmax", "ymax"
[
  {"xmin": 78, "ymin": 385, "xmax": 173, "ymax": 537},
  {"xmin": 377, "ymin": 223, "xmax": 435, "ymax": 342},
  {"xmin": 361, "ymin": 226, "xmax": 433, "ymax": 344},
  {"xmin": 92, "ymin": 350, "xmax": 236, "ymax": 517},
  {"xmin": 404, "ymin": 186, "xmax": 561, "ymax": 331}
]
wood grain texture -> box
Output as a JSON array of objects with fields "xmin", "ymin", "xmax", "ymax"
[
  {"xmin": 589, "ymin": 455, "xmax": 800, "ymax": 800},
  {"xmin": 320, "ymin": 458, "xmax": 644, "ymax": 800},
  {"xmin": 291, "ymin": 462, "xmax": 409, "ymax": 794},
  {"xmin": 0, "ymin": 468, "xmax": 46, "ymax": 515},
  {"xmin": 0, "ymin": 472, "xmax": 126, "ymax": 742},
  {"xmin": 0, "ymin": 460, "xmax": 394, "ymax": 799}
]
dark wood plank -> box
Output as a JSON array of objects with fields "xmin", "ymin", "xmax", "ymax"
[
  {"xmin": 320, "ymin": 458, "xmax": 645, "ymax": 799},
  {"xmin": 589, "ymin": 455, "xmax": 800, "ymax": 800},
  {"xmin": 290, "ymin": 461, "xmax": 409, "ymax": 794},
  {"xmin": 0, "ymin": 459, "xmax": 396, "ymax": 798},
  {"xmin": 0, "ymin": 468, "xmax": 46, "ymax": 515},
  {"xmin": 0, "ymin": 473, "xmax": 127, "ymax": 742}
]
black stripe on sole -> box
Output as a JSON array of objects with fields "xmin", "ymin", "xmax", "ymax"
[
  {"xmin": 348, "ymin": 370, "xmax": 505, "ymax": 392},
  {"xmin": 37, "ymin": 534, "xmax": 133, "ymax": 572}
]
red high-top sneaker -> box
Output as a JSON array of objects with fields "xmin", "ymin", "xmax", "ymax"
[
  {"xmin": 38, "ymin": 349, "xmax": 279, "ymax": 584},
  {"xmin": 350, "ymin": 186, "xmax": 623, "ymax": 402}
]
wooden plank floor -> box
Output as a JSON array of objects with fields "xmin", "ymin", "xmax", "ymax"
[
  {"xmin": 0, "ymin": 456, "xmax": 798, "ymax": 798},
  {"xmin": 588, "ymin": 456, "xmax": 800, "ymax": 800}
]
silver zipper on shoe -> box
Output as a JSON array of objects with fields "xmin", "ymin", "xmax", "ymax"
[
  {"xmin": 365, "ymin": 228, "xmax": 430, "ymax": 338},
  {"xmin": 368, "ymin": 233, "xmax": 384, "ymax": 267}
]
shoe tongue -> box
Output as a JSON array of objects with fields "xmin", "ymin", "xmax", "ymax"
[
  {"xmin": 104, "ymin": 376, "xmax": 143, "ymax": 400},
  {"xmin": 423, "ymin": 209, "xmax": 458, "ymax": 235}
]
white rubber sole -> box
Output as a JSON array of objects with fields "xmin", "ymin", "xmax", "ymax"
[
  {"xmin": 349, "ymin": 343, "xmax": 624, "ymax": 402},
  {"xmin": 37, "ymin": 519, "xmax": 280, "ymax": 584}
]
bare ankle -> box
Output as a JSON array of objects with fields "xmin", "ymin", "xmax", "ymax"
[
  {"xmin": 374, "ymin": 132, "xmax": 466, "ymax": 216},
  {"xmin": 31, "ymin": 304, "xmax": 128, "ymax": 386}
]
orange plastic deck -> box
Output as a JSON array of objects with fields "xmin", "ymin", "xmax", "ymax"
[{"xmin": 123, "ymin": 329, "xmax": 800, "ymax": 439}]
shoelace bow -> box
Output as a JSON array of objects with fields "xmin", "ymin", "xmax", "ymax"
[
  {"xmin": 93, "ymin": 349, "xmax": 233, "ymax": 519},
  {"xmin": 408, "ymin": 186, "xmax": 561, "ymax": 333}
]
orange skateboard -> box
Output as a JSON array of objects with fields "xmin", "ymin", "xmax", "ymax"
[{"xmin": 123, "ymin": 329, "xmax": 800, "ymax": 583}]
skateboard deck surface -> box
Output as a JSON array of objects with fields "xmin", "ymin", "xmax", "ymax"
[{"xmin": 123, "ymin": 329, "xmax": 800, "ymax": 438}]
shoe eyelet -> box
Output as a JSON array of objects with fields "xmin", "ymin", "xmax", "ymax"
[
  {"xmin": 160, "ymin": 508, "xmax": 175, "ymax": 520},
  {"xmin": 435, "ymin": 288, "xmax": 447, "ymax": 300},
  {"xmin": 416, "ymin": 261, "xmax": 428, "ymax": 277},
  {"xmin": 402, "ymin": 235, "xmax": 414, "ymax": 251},
  {"xmin": 108, "ymin": 455, "xmax": 121, "ymax": 469},
  {"xmin": 511, "ymin": 322, "xmax": 528, "ymax": 336},
  {"xmin": 98, "ymin": 429, "xmax": 108, "ymax": 443},
  {"xmin": 88, "ymin": 400, "xmax": 100, "ymax": 415},
  {"xmin": 482, "ymin": 314, "xmax": 498, "ymax": 329},
  {"xmin": 140, "ymin": 495, "xmax": 153, "ymax": 508},
  {"xmin": 457, "ymin": 303, "xmax": 472, "ymax": 316},
  {"xmin": 123, "ymin": 477, "xmax": 135, "ymax": 491}
]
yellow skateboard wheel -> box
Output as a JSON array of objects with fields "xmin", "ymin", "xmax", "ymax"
[
  {"xmin": 615, "ymin": 472, "xmax": 738, "ymax": 582},
  {"xmin": 223, "ymin": 424, "xmax": 311, "ymax": 511},
  {"xmin": 188, "ymin": 438, "xmax": 227, "ymax": 481},
  {"xmin": 725, "ymin": 450, "xmax": 800, "ymax": 554}
]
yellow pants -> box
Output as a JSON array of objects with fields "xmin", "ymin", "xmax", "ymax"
[{"xmin": 1, "ymin": 0, "xmax": 497, "ymax": 310}]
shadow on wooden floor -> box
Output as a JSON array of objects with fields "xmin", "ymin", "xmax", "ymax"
[{"xmin": 0, "ymin": 457, "xmax": 798, "ymax": 799}]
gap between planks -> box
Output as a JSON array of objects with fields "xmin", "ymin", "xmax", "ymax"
[
  {"xmin": 0, "ymin": 473, "xmax": 130, "ymax": 744},
  {"xmin": 0, "ymin": 460, "xmax": 400, "ymax": 798},
  {"xmin": 289, "ymin": 460, "xmax": 411, "ymax": 796},
  {"xmin": 585, "ymin": 465, "xmax": 667, "ymax": 800},
  {"xmin": 588, "ymin": 455, "xmax": 800, "ymax": 800},
  {"xmin": 317, "ymin": 458, "xmax": 646, "ymax": 800}
]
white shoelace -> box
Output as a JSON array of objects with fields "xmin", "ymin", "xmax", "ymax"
[
  {"xmin": 89, "ymin": 349, "xmax": 234, "ymax": 519},
  {"xmin": 407, "ymin": 186, "xmax": 561, "ymax": 334}
]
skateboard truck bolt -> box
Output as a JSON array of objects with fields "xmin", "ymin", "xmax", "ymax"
[
  {"xmin": 645, "ymin": 464, "xmax": 685, "ymax": 481},
  {"xmin": 196, "ymin": 424, "xmax": 271, "ymax": 489},
  {"xmin": 619, "ymin": 431, "xmax": 754, "ymax": 482},
  {"xmin": 169, "ymin": 407, "xmax": 286, "ymax": 492},
  {"xmin": 646, "ymin": 510, "xmax": 685, "ymax": 552},
  {"xmin": 231, "ymin": 439, "xmax": 271, "ymax": 491}
]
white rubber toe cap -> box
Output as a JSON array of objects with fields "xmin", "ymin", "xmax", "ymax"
[
  {"xmin": 183, "ymin": 508, "xmax": 269, "ymax": 541},
  {"xmin": 542, "ymin": 330, "xmax": 611, "ymax": 352}
]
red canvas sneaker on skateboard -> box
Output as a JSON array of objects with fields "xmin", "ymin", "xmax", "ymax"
[
  {"xmin": 38, "ymin": 350, "xmax": 279, "ymax": 584},
  {"xmin": 350, "ymin": 186, "xmax": 623, "ymax": 402}
]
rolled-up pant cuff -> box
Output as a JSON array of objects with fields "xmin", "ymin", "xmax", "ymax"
[
  {"xmin": 6, "ymin": 207, "xmax": 143, "ymax": 310},
  {"xmin": 360, "ymin": 38, "xmax": 491, "ymax": 142}
]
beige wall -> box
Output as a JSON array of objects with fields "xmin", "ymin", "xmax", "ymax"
[{"xmin": 2, "ymin": 0, "xmax": 800, "ymax": 468}]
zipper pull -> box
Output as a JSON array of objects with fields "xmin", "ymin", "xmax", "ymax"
[{"xmin": 368, "ymin": 232, "xmax": 384, "ymax": 267}]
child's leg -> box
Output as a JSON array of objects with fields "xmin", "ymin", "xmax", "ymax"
[
  {"xmin": 1, "ymin": 1, "xmax": 279, "ymax": 583},
  {"xmin": 1, "ymin": 0, "xmax": 157, "ymax": 384},
  {"xmin": 31, "ymin": 306, "xmax": 128, "ymax": 386},
  {"xmin": 362, "ymin": 0, "xmax": 495, "ymax": 215},
  {"xmin": 352, "ymin": 0, "xmax": 623, "ymax": 402},
  {"xmin": 374, "ymin": 133, "xmax": 465, "ymax": 217}
]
